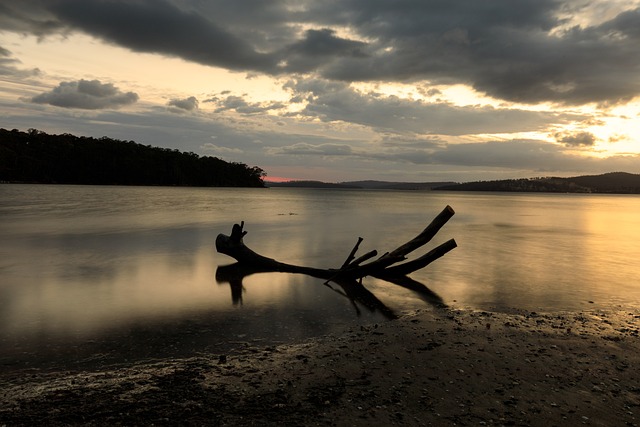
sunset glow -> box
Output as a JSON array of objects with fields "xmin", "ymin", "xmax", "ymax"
[
  {"xmin": 263, "ymin": 176, "xmax": 295, "ymax": 183},
  {"xmin": 1, "ymin": 1, "xmax": 639, "ymax": 182}
]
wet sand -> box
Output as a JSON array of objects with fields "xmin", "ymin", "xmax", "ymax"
[{"xmin": 1, "ymin": 307, "xmax": 640, "ymax": 426}]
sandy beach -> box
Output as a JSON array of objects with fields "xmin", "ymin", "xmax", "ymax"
[{"xmin": 1, "ymin": 307, "xmax": 639, "ymax": 426}]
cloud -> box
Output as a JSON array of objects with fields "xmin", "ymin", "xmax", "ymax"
[
  {"xmin": 5, "ymin": 1, "xmax": 640, "ymax": 105},
  {"xmin": 168, "ymin": 96, "xmax": 198, "ymax": 111},
  {"xmin": 554, "ymin": 131, "xmax": 597, "ymax": 147},
  {"xmin": 427, "ymin": 139, "xmax": 640, "ymax": 174},
  {"xmin": 207, "ymin": 94, "xmax": 286, "ymax": 115},
  {"xmin": 297, "ymin": 1, "xmax": 640, "ymax": 105},
  {"xmin": 430, "ymin": 140, "xmax": 569, "ymax": 170},
  {"xmin": 287, "ymin": 28, "xmax": 367, "ymax": 58},
  {"xmin": 422, "ymin": 139, "xmax": 640, "ymax": 174},
  {"xmin": 599, "ymin": 8, "xmax": 640, "ymax": 40},
  {"xmin": 31, "ymin": 79, "xmax": 138, "ymax": 109},
  {"xmin": 265, "ymin": 135, "xmax": 640, "ymax": 178},
  {"xmin": 200, "ymin": 142, "xmax": 243, "ymax": 154},
  {"xmin": 608, "ymin": 133, "xmax": 628, "ymax": 143},
  {"xmin": 0, "ymin": 45, "xmax": 41, "ymax": 78},
  {"xmin": 405, "ymin": 138, "xmax": 638, "ymax": 173},
  {"xmin": 0, "ymin": 1, "xmax": 65, "ymax": 36},
  {"xmin": 281, "ymin": 28, "xmax": 369, "ymax": 73},
  {"xmin": 267, "ymin": 142, "xmax": 353, "ymax": 156},
  {"xmin": 4, "ymin": 1, "xmax": 640, "ymax": 183},
  {"xmin": 50, "ymin": 0, "xmax": 275, "ymax": 71},
  {"xmin": 5, "ymin": 92, "xmax": 640, "ymax": 181},
  {"xmin": 287, "ymin": 78, "xmax": 584, "ymax": 135}
]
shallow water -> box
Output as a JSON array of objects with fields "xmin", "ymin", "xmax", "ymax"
[{"xmin": 1, "ymin": 184, "xmax": 639, "ymax": 369}]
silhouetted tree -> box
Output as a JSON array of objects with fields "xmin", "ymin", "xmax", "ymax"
[{"xmin": 0, "ymin": 128, "xmax": 265, "ymax": 187}]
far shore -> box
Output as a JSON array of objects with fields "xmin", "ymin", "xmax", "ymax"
[{"xmin": 2, "ymin": 307, "xmax": 640, "ymax": 426}]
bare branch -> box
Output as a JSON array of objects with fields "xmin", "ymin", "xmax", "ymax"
[
  {"xmin": 341, "ymin": 237, "xmax": 364, "ymax": 268},
  {"xmin": 215, "ymin": 205, "xmax": 456, "ymax": 282}
]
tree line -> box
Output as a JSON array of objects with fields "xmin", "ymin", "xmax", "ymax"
[
  {"xmin": 0, "ymin": 128, "xmax": 265, "ymax": 187},
  {"xmin": 434, "ymin": 172, "xmax": 640, "ymax": 194}
]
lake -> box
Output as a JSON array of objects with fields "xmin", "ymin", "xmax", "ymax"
[{"xmin": 2, "ymin": 184, "xmax": 640, "ymax": 370}]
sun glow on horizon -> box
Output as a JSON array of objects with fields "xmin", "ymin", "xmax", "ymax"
[{"xmin": 263, "ymin": 176, "xmax": 296, "ymax": 183}]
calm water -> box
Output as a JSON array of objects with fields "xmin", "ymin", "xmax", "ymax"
[{"xmin": 2, "ymin": 184, "xmax": 640, "ymax": 370}]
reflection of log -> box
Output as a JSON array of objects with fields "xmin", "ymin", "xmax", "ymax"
[
  {"xmin": 216, "ymin": 205, "xmax": 456, "ymax": 281},
  {"xmin": 215, "ymin": 263, "xmax": 398, "ymax": 319},
  {"xmin": 371, "ymin": 274, "xmax": 446, "ymax": 307}
]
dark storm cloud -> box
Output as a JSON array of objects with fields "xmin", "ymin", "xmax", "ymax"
[
  {"xmin": 51, "ymin": 0, "xmax": 276, "ymax": 71},
  {"xmin": 31, "ymin": 79, "xmax": 138, "ymax": 109},
  {"xmin": 288, "ymin": 29, "xmax": 367, "ymax": 58},
  {"xmin": 305, "ymin": 0, "xmax": 640, "ymax": 105},
  {"xmin": 282, "ymin": 29, "xmax": 369, "ymax": 73},
  {"xmin": 599, "ymin": 7, "xmax": 640, "ymax": 39},
  {"xmin": 0, "ymin": 1, "xmax": 64, "ymax": 36},
  {"xmin": 4, "ymin": 0, "xmax": 640, "ymax": 105},
  {"xmin": 312, "ymin": 2, "xmax": 640, "ymax": 105},
  {"xmin": 0, "ymin": 0, "xmax": 275, "ymax": 71}
]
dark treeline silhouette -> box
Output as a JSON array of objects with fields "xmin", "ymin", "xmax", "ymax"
[
  {"xmin": 0, "ymin": 128, "xmax": 265, "ymax": 187},
  {"xmin": 435, "ymin": 172, "xmax": 640, "ymax": 194}
]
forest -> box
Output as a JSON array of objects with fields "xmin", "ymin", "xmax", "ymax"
[
  {"xmin": 0, "ymin": 128, "xmax": 265, "ymax": 187},
  {"xmin": 435, "ymin": 172, "xmax": 640, "ymax": 194}
]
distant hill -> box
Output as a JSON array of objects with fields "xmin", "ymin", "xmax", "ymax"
[
  {"xmin": 344, "ymin": 180, "xmax": 457, "ymax": 190},
  {"xmin": 266, "ymin": 180, "xmax": 360, "ymax": 189},
  {"xmin": 435, "ymin": 172, "xmax": 640, "ymax": 194},
  {"xmin": 267, "ymin": 179, "xmax": 456, "ymax": 190},
  {"xmin": 0, "ymin": 128, "xmax": 265, "ymax": 187}
]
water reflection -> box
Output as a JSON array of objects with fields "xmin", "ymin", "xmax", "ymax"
[
  {"xmin": 3, "ymin": 185, "xmax": 640, "ymax": 372},
  {"xmin": 215, "ymin": 262, "xmax": 405, "ymax": 319},
  {"xmin": 213, "ymin": 211, "xmax": 454, "ymax": 319}
]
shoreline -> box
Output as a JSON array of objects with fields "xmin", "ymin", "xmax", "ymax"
[{"xmin": 2, "ymin": 307, "xmax": 640, "ymax": 426}]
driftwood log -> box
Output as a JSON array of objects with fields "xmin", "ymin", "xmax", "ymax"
[
  {"xmin": 215, "ymin": 205, "xmax": 457, "ymax": 317},
  {"xmin": 216, "ymin": 205, "xmax": 456, "ymax": 281}
]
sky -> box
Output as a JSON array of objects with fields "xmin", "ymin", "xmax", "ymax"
[{"xmin": 1, "ymin": 0, "xmax": 640, "ymax": 183}]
